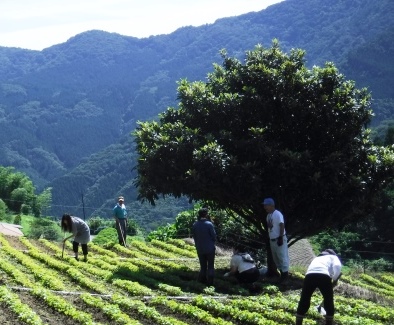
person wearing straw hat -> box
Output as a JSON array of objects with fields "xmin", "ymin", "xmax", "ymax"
[
  {"xmin": 113, "ymin": 196, "xmax": 128, "ymax": 246},
  {"xmin": 295, "ymin": 249, "xmax": 342, "ymax": 325}
]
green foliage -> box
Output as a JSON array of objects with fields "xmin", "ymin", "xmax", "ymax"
[
  {"xmin": 0, "ymin": 1, "xmax": 393, "ymax": 233},
  {"xmin": 126, "ymin": 219, "xmax": 139, "ymax": 236},
  {"xmin": 34, "ymin": 187, "xmax": 52, "ymax": 218},
  {"xmin": 346, "ymin": 258, "xmax": 393, "ymax": 273},
  {"xmin": 135, "ymin": 40, "xmax": 394, "ymax": 246},
  {"xmin": 13, "ymin": 214, "xmax": 22, "ymax": 225},
  {"xmin": 146, "ymin": 224, "xmax": 177, "ymax": 242},
  {"xmin": 0, "ymin": 0, "xmax": 393, "ymax": 232},
  {"xmin": 310, "ymin": 230, "xmax": 360, "ymax": 257},
  {"xmin": 1, "ymin": 233, "xmax": 393, "ymax": 324},
  {"xmin": 0, "ymin": 166, "xmax": 49, "ymax": 218},
  {"xmin": 92, "ymin": 227, "xmax": 118, "ymax": 245},
  {"xmin": 173, "ymin": 210, "xmax": 196, "ymax": 238},
  {"xmin": 27, "ymin": 217, "xmax": 62, "ymax": 241},
  {"xmin": 342, "ymin": 27, "xmax": 394, "ymax": 103},
  {"xmin": 87, "ymin": 216, "xmax": 140, "ymax": 236},
  {"xmin": 0, "ymin": 199, "xmax": 7, "ymax": 220},
  {"xmin": 87, "ymin": 216, "xmax": 114, "ymax": 235}
]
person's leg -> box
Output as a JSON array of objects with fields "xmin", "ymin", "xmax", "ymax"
[
  {"xmin": 250, "ymin": 268, "xmax": 261, "ymax": 283},
  {"xmin": 197, "ymin": 253, "xmax": 208, "ymax": 284},
  {"xmin": 116, "ymin": 219, "xmax": 126, "ymax": 245},
  {"xmin": 296, "ymin": 274, "xmax": 319, "ymax": 322},
  {"xmin": 270, "ymin": 244, "xmax": 281, "ymax": 275},
  {"xmin": 238, "ymin": 268, "xmax": 260, "ymax": 284},
  {"xmin": 115, "ymin": 220, "xmax": 122, "ymax": 244},
  {"xmin": 276, "ymin": 237, "xmax": 289, "ymax": 277},
  {"xmin": 234, "ymin": 270, "xmax": 242, "ymax": 283},
  {"xmin": 120, "ymin": 219, "xmax": 127, "ymax": 245},
  {"xmin": 81, "ymin": 244, "xmax": 88, "ymax": 261},
  {"xmin": 206, "ymin": 252, "xmax": 215, "ymax": 286},
  {"xmin": 318, "ymin": 276, "xmax": 335, "ymax": 325},
  {"xmin": 72, "ymin": 241, "xmax": 79, "ymax": 260}
]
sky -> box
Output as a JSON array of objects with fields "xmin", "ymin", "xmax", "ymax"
[{"xmin": 0, "ymin": 0, "xmax": 283, "ymax": 51}]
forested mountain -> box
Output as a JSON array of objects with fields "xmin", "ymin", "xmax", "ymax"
[{"xmin": 0, "ymin": 0, "xmax": 393, "ymax": 226}]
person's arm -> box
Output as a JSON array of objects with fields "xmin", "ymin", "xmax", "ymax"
[
  {"xmin": 331, "ymin": 256, "xmax": 342, "ymax": 283},
  {"xmin": 224, "ymin": 265, "xmax": 238, "ymax": 277},
  {"xmin": 113, "ymin": 206, "xmax": 120, "ymax": 222},
  {"xmin": 224, "ymin": 256, "xmax": 238, "ymax": 276},
  {"xmin": 63, "ymin": 234, "xmax": 73, "ymax": 242},
  {"xmin": 210, "ymin": 223, "xmax": 216, "ymax": 242},
  {"xmin": 277, "ymin": 222, "xmax": 285, "ymax": 246}
]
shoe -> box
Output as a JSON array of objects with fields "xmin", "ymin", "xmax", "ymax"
[
  {"xmin": 83, "ymin": 256, "xmax": 88, "ymax": 262},
  {"xmin": 74, "ymin": 256, "xmax": 79, "ymax": 261},
  {"xmin": 279, "ymin": 271, "xmax": 288, "ymax": 283}
]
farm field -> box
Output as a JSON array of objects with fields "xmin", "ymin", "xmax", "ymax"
[{"xmin": 0, "ymin": 234, "xmax": 393, "ymax": 325}]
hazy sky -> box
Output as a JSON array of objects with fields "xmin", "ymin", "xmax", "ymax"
[{"xmin": 0, "ymin": 0, "xmax": 283, "ymax": 51}]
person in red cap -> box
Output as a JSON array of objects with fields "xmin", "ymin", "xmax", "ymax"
[{"xmin": 295, "ymin": 249, "xmax": 342, "ymax": 325}]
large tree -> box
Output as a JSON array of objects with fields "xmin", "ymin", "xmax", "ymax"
[{"xmin": 134, "ymin": 40, "xmax": 394, "ymax": 249}]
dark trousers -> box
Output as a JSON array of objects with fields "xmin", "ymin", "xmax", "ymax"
[
  {"xmin": 297, "ymin": 273, "xmax": 334, "ymax": 317},
  {"xmin": 197, "ymin": 252, "xmax": 215, "ymax": 285},
  {"xmin": 72, "ymin": 241, "xmax": 88, "ymax": 255},
  {"xmin": 116, "ymin": 219, "xmax": 127, "ymax": 245},
  {"xmin": 235, "ymin": 267, "xmax": 260, "ymax": 284}
]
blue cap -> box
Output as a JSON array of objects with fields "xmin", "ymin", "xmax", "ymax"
[{"xmin": 263, "ymin": 198, "xmax": 275, "ymax": 205}]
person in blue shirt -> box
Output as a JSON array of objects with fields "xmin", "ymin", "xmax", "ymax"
[
  {"xmin": 192, "ymin": 208, "xmax": 216, "ymax": 286},
  {"xmin": 113, "ymin": 196, "xmax": 127, "ymax": 246}
]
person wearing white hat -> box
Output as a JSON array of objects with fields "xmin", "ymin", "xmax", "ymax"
[{"xmin": 113, "ymin": 196, "xmax": 128, "ymax": 246}]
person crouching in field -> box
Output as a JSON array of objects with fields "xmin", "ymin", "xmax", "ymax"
[
  {"xmin": 61, "ymin": 213, "xmax": 91, "ymax": 262},
  {"xmin": 224, "ymin": 245, "xmax": 260, "ymax": 284}
]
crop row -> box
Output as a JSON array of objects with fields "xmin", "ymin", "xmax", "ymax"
[{"xmin": 0, "ymin": 234, "xmax": 393, "ymax": 325}]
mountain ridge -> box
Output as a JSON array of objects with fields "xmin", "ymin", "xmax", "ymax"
[{"xmin": 0, "ymin": 0, "xmax": 393, "ymax": 223}]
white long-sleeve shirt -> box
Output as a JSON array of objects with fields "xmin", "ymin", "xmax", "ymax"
[{"xmin": 306, "ymin": 254, "xmax": 342, "ymax": 281}]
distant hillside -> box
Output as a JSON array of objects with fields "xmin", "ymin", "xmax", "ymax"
[{"xmin": 0, "ymin": 0, "xmax": 393, "ymax": 223}]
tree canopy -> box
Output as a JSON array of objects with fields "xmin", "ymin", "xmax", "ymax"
[
  {"xmin": 0, "ymin": 166, "xmax": 51, "ymax": 217},
  {"xmin": 134, "ymin": 41, "xmax": 394, "ymax": 245}
]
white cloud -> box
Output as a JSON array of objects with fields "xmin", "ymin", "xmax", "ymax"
[{"xmin": 0, "ymin": 0, "xmax": 283, "ymax": 50}]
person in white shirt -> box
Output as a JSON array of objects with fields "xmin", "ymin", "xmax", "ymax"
[
  {"xmin": 295, "ymin": 249, "xmax": 342, "ymax": 325},
  {"xmin": 263, "ymin": 197, "xmax": 289, "ymax": 281},
  {"xmin": 224, "ymin": 245, "xmax": 260, "ymax": 284}
]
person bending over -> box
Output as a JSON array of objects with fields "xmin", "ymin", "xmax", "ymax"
[
  {"xmin": 61, "ymin": 213, "xmax": 91, "ymax": 262},
  {"xmin": 295, "ymin": 249, "xmax": 342, "ymax": 325}
]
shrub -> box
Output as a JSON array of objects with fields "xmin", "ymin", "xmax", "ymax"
[
  {"xmin": 14, "ymin": 214, "xmax": 22, "ymax": 225},
  {"xmin": 0, "ymin": 199, "xmax": 6, "ymax": 220},
  {"xmin": 27, "ymin": 217, "xmax": 61, "ymax": 240},
  {"xmin": 146, "ymin": 224, "xmax": 176, "ymax": 242},
  {"xmin": 92, "ymin": 227, "xmax": 118, "ymax": 245}
]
